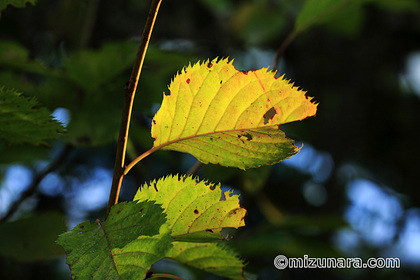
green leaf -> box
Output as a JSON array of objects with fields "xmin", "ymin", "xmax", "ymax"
[
  {"xmin": 0, "ymin": 211, "xmax": 66, "ymax": 261},
  {"xmin": 0, "ymin": 0, "xmax": 36, "ymax": 18},
  {"xmin": 64, "ymin": 41, "xmax": 137, "ymax": 93},
  {"xmin": 151, "ymin": 58, "xmax": 317, "ymax": 170},
  {"xmin": 0, "ymin": 87, "xmax": 64, "ymax": 145},
  {"xmin": 0, "ymin": 40, "xmax": 48, "ymax": 75},
  {"xmin": 168, "ymin": 242, "xmax": 245, "ymax": 280},
  {"xmin": 134, "ymin": 174, "xmax": 246, "ymax": 242},
  {"xmin": 56, "ymin": 201, "xmax": 172, "ymax": 280},
  {"xmin": 295, "ymin": 0, "xmax": 355, "ymax": 33},
  {"xmin": 294, "ymin": 0, "xmax": 420, "ymax": 37}
]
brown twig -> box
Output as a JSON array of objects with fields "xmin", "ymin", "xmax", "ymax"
[
  {"xmin": 272, "ymin": 31, "xmax": 297, "ymax": 72},
  {"xmin": 0, "ymin": 144, "xmax": 73, "ymax": 223},
  {"xmin": 273, "ymin": 0, "xmax": 352, "ymax": 71},
  {"xmin": 106, "ymin": 0, "xmax": 163, "ymax": 219}
]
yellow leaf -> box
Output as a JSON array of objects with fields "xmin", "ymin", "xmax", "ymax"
[{"xmin": 151, "ymin": 58, "xmax": 317, "ymax": 170}]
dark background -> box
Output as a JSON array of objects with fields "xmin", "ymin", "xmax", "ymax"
[{"xmin": 1, "ymin": 0, "xmax": 420, "ymax": 279}]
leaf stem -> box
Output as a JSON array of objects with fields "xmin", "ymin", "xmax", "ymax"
[
  {"xmin": 106, "ymin": 0, "xmax": 163, "ymax": 219},
  {"xmin": 123, "ymin": 145, "xmax": 160, "ymax": 175},
  {"xmin": 273, "ymin": 0, "xmax": 353, "ymax": 71}
]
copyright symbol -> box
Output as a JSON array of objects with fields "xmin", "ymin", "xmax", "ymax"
[{"xmin": 274, "ymin": 255, "xmax": 288, "ymax": 270}]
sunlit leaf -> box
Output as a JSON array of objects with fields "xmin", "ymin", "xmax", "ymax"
[
  {"xmin": 151, "ymin": 58, "xmax": 317, "ymax": 170},
  {"xmin": 168, "ymin": 242, "xmax": 245, "ymax": 280},
  {"xmin": 0, "ymin": 87, "xmax": 64, "ymax": 145},
  {"xmin": 56, "ymin": 201, "xmax": 172, "ymax": 280},
  {"xmin": 134, "ymin": 174, "xmax": 246, "ymax": 242}
]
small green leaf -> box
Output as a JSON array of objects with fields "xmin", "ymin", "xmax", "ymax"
[
  {"xmin": 168, "ymin": 242, "xmax": 245, "ymax": 280},
  {"xmin": 151, "ymin": 58, "xmax": 317, "ymax": 170},
  {"xmin": 0, "ymin": 211, "xmax": 66, "ymax": 261},
  {"xmin": 0, "ymin": 87, "xmax": 64, "ymax": 145},
  {"xmin": 134, "ymin": 174, "xmax": 246, "ymax": 242},
  {"xmin": 295, "ymin": 0, "xmax": 354, "ymax": 33},
  {"xmin": 57, "ymin": 201, "xmax": 172, "ymax": 280}
]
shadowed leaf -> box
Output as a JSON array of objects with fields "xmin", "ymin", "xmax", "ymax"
[
  {"xmin": 0, "ymin": 87, "xmax": 64, "ymax": 145},
  {"xmin": 56, "ymin": 201, "xmax": 172, "ymax": 280},
  {"xmin": 168, "ymin": 242, "xmax": 245, "ymax": 280}
]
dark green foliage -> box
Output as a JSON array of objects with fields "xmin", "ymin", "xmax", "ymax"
[{"xmin": 0, "ymin": 87, "xmax": 64, "ymax": 145}]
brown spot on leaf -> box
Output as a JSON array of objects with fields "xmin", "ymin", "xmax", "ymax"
[
  {"xmin": 207, "ymin": 62, "xmax": 213, "ymax": 68},
  {"xmin": 238, "ymin": 133, "xmax": 253, "ymax": 142},
  {"xmin": 194, "ymin": 209, "xmax": 199, "ymax": 214},
  {"xmin": 210, "ymin": 185, "xmax": 216, "ymax": 190},
  {"xmin": 205, "ymin": 229, "xmax": 214, "ymax": 233},
  {"xmin": 186, "ymin": 78, "xmax": 191, "ymax": 84},
  {"xmin": 263, "ymin": 107, "xmax": 277, "ymax": 124}
]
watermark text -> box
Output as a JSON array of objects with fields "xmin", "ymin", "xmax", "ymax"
[{"xmin": 274, "ymin": 255, "xmax": 400, "ymax": 269}]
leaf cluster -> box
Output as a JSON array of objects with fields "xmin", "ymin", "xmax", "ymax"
[
  {"xmin": 57, "ymin": 175, "xmax": 246, "ymax": 279},
  {"xmin": 2, "ymin": 0, "xmax": 419, "ymax": 279}
]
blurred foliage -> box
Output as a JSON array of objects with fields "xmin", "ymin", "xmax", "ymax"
[
  {"xmin": 0, "ymin": 0, "xmax": 419, "ymax": 279},
  {"xmin": 0, "ymin": 87, "xmax": 63, "ymax": 145},
  {"xmin": 0, "ymin": 211, "xmax": 66, "ymax": 261},
  {"xmin": 0, "ymin": 0, "xmax": 35, "ymax": 19}
]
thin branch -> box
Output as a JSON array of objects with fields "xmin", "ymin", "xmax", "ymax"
[
  {"xmin": 0, "ymin": 144, "xmax": 73, "ymax": 223},
  {"xmin": 273, "ymin": 0, "xmax": 353, "ymax": 71},
  {"xmin": 106, "ymin": 0, "xmax": 163, "ymax": 219},
  {"xmin": 272, "ymin": 31, "xmax": 297, "ymax": 73}
]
